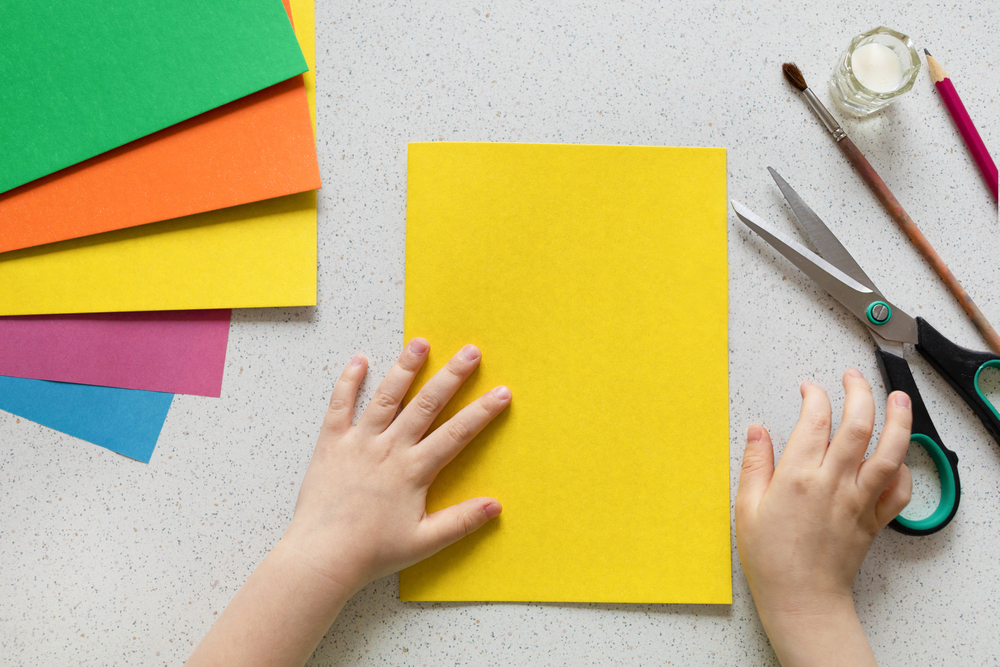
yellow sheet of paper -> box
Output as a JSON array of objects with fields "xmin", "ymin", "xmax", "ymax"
[
  {"xmin": 0, "ymin": 0, "xmax": 317, "ymax": 315},
  {"xmin": 401, "ymin": 142, "xmax": 730, "ymax": 604}
]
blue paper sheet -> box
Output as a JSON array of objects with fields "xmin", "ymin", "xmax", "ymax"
[{"xmin": 0, "ymin": 376, "xmax": 173, "ymax": 462}]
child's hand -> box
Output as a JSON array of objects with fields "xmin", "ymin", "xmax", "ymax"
[
  {"xmin": 186, "ymin": 339, "xmax": 510, "ymax": 667},
  {"xmin": 282, "ymin": 337, "xmax": 511, "ymax": 596},
  {"xmin": 736, "ymin": 370, "xmax": 913, "ymax": 667}
]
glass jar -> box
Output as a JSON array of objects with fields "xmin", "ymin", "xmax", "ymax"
[{"xmin": 829, "ymin": 26, "xmax": 921, "ymax": 117}]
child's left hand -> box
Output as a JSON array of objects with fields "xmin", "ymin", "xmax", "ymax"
[
  {"xmin": 186, "ymin": 338, "xmax": 510, "ymax": 667},
  {"xmin": 282, "ymin": 337, "xmax": 511, "ymax": 595}
]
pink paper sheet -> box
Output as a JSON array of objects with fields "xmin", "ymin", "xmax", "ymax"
[{"xmin": 0, "ymin": 310, "xmax": 230, "ymax": 397}]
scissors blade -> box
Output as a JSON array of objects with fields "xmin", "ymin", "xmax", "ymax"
[
  {"xmin": 732, "ymin": 200, "xmax": 919, "ymax": 344},
  {"xmin": 767, "ymin": 167, "xmax": 880, "ymax": 293}
]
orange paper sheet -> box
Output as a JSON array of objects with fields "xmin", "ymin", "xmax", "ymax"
[{"xmin": 0, "ymin": 0, "xmax": 320, "ymax": 254}]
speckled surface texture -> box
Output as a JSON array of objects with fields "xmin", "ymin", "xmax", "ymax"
[{"xmin": 1, "ymin": 1, "xmax": 998, "ymax": 665}]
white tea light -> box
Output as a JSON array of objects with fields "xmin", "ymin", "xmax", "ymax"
[
  {"xmin": 829, "ymin": 26, "xmax": 921, "ymax": 117},
  {"xmin": 852, "ymin": 42, "xmax": 903, "ymax": 92}
]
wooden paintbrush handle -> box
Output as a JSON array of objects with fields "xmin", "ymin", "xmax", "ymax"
[{"xmin": 837, "ymin": 136, "xmax": 1000, "ymax": 354}]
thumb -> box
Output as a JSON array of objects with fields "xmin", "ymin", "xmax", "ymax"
[
  {"xmin": 736, "ymin": 425, "xmax": 775, "ymax": 519},
  {"xmin": 418, "ymin": 497, "xmax": 502, "ymax": 557}
]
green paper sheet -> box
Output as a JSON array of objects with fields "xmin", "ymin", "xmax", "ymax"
[{"xmin": 0, "ymin": 0, "xmax": 307, "ymax": 193}]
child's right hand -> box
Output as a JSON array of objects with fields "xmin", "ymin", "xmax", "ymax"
[{"xmin": 736, "ymin": 369, "xmax": 913, "ymax": 666}]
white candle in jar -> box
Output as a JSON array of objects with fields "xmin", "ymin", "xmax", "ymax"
[{"xmin": 851, "ymin": 42, "xmax": 904, "ymax": 93}]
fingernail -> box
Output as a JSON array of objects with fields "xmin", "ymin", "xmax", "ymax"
[
  {"xmin": 494, "ymin": 385, "xmax": 512, "ymax": 401},
  {"xmin": 847, "ymin": 368, "xmax": 862, "ymax": 378},
  {"xmin": 894, "ymin": 392, "xmax": 911, "ymax": 409},
  {"xmin": 409, "ymin": 338, "xmax": 429, "ymax": 354},
  {"xmin": 747, "ymin": 424, "xmax": 762, "ymax": 443},
  {"xmin": 350, "ymin": 354, "xmax": 364, "ymax": 366},
  {"xmin": 483, "ymin": 502, "xmax": 502, "ymax": 519},
  {"xmin": 462, "ymin": 344, "xmax": 481, "ymax": 361}
]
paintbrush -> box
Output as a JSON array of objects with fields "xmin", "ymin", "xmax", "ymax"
[{"xmin": 781, "ymin": 62, "xmax": 1000, "ymax": 354}]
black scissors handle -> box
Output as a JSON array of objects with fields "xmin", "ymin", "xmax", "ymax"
[
  {"xmin": 875, "ymin": 347, "xmax": 960, "ymax": 536},
  {"xmin": 916, "ymin": 318, "xmax": 1000, "ymax": 445}
]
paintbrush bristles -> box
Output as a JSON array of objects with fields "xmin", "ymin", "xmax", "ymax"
[{"xmin": 782, "ymin": 63, "xmax": 808, "ymax": 92}]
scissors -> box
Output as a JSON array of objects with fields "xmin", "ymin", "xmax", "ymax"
[{"xmin": 732, "ymin": 168, "xmax": 1000, "ymax": 536}]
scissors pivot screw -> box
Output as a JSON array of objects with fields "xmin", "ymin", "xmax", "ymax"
[{"xmin": 867, "ymin": 301, "xmax": 892, "ymax": 325}]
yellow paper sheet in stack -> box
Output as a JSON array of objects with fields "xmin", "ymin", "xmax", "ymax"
[{"xmin": 401, "ymin": 142, "xmax": 730, "ymax": 604}]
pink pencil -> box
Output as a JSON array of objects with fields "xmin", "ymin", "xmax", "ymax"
[{"xmin": 925, "ymin": 49, "xmax": 998, "ymax": 201}]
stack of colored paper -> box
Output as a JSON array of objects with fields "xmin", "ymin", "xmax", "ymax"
[{"xmin": 0, "ymin": 0, "xmax": 321, "ymax": 462}]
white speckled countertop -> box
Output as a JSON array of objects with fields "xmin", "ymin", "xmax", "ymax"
[{"xmin": 1, "ymin": 1, "xmax": 997, "ymax": 665}]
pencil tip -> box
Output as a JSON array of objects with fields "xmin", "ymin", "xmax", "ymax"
[{"xmin": 924, "ymin": 48, "xmax": 931, "ymax": 56}]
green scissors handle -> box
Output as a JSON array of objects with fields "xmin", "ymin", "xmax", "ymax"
[
  {"xmin": 875, "ymin": 347, "xmax": 960, "ymax": 536},
  {"xmin": 916, "ymin": 318, "xmax": 1000, "ymax": 445}
]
